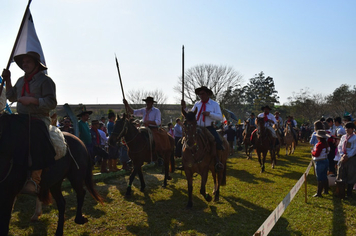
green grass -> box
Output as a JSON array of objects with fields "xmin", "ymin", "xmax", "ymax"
[{"xmin": 8, "ymin": 143, "xmax": 356, "ymax": 236}]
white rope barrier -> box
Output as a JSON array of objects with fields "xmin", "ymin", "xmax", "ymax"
[{"xmin": 253, "ymin": 160, "xmax": 313, "ymax": 236}]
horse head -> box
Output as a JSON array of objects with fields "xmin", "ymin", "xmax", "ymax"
[
  {"xmin": 108, "ymin": 113, "xmax": 129, "ymax": 146},
  {"xmin": 182, "ymin": 107, "xmax": 198, "ymax": 147}
]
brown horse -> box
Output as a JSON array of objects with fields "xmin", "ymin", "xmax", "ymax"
[
  {"xmin": 181, "ymin": 108, "xmax": 228, "ymax": 208},
  {"xmin": 108, "ymin": 114, "xmax": 174, "ymax": 196},
  {"xmin": 251, "ymin": 117, "xmax": 276, "ymax": 173},
  {"xmin": 273, "ymin": 124, "xmax": 281, "ymax": 159},
  {"xmin": 284, "ymin": 122, "xmax": 296, "ymax": 155},
  {"xmin": 242, "ymin": 120, "xmax": 255, "ymax": 159},
  {"xmin": 0, "ymin": 113, "xmax": 103, "ymax": 236}
]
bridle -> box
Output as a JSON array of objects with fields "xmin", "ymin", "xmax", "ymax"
[
  {"xmin": 182, "ymin": 122, "xmax": 207, "ymax": 164},
  {"xmin": 111, "ymin": 119, "xmax": 139, "ymax": 144}
]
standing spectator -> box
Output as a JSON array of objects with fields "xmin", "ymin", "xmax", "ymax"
[
  {"xmin": 236, "ymin": 123, "xmax": 244, "ymax": 150},
  {"xmin": 326, "ymin": 117, "xmax": 336, "ymax": 136},
  {"xmin": 224, "ymin": 124, "xmax": 236, "ymax": 156},
  {"xmin": 78, "ymin": 108, "xmax": 94, "ymax": 163},
  {"xmin": 311, "ymin": 130, "xmax": 330, "ymax": 197},
  {"xmin": 167, "ymin": 123, "xmax": 174, "ymax": 137},
  {"xmin": 91, "ymin": 120, "xmax": 109, "ymax": 173},
  {"xmin": 337, "ymin": 122, "xmax": 356, "ymax": 199},
  {"xmin": 107, "ymin": 111, "xmax": 121, "ymax": 171},
  {"xmin": 100, "ymin": 116, "xmax": 108, "ymax": 135},
  {"xmin": 335, "ymin": 117, "xmax": 346, "ymax": 136},
  {"xmin": 310, "ymin": 121, "xmax": 325, "ymax": 146},
  {"xmin": 107, "ymin": 112, "xmax": 116, "ymax": 136},
  {"xmin": 174, "ymin": 118, "xmax": 183, "ymax": 158},
  {"xmin": 59, "ymin": 117, "xmax": 75, "ymax": 134}
]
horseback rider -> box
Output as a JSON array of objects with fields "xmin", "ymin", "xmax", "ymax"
[
  {"xmin": 181, "ymin": 86, "xmax": 224, "ymax": 172},
  {"xmin": 123, "ymin": 96, "xmax": 169, "ymax": 164},
  {"xmin": 274, "ymin": 111, "xmax": 284, "ymax": 137},
  {"xmin": 248, "ymin": 113, "xmax": 256, "ymax": 128},
  {"xmin": 285, "ymin": 115, "xmax": 298, "ymax": 144},
  {"xmin": 1, "ymin": 51, "xmax": 57, "ymax": 194},
  {"xmin": 256, "ymin": 105, "xmax": 278, "ymax": 140}
]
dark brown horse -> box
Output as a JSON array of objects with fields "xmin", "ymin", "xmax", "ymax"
[
  {"xmin": 181, "ymin": 108, "xmax": 228, "ymax": 208},
  {"xmin": 251, "ymin": 117, "xmax": 276, "ymax": 173},
  {"xmin": 242, "ymin": 120, "xmax": 255, "ymax": 159},
  {"xmin": 108, "ymin": 114, "xmax": 175, "ymax": 196},
  {"xmin": 0, "ymin": 114, "xmax": 103, "ymax": 236}
]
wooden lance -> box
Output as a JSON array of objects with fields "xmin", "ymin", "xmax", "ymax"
[{"xmin": 182, "ymin": 45, "xmax": 185, "ymax": 101}]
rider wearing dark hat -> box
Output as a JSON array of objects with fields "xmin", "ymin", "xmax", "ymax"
[
  {"xmin": 1, "ymin": 51, "xmax": 56, "ymax": 195},
  {"xmin": 181, "ymin": 86, "xmax": 224, "ymax": 171}
]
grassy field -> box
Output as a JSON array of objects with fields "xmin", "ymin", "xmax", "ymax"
[{"xmin": 8, "ymin": 143, "xmax": 356, "ymax": 236}]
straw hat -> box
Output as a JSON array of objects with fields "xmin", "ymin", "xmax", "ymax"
[{"xmin": 315, "ymin": 130, "xmax": 330, "ymax": 139}]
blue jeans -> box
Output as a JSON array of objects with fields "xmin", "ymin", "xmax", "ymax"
[
  {"xmin": 206, "ymin": 126, "xmax": 223, "ymax": 150},
  {"xmin": 315, "ymin": 158, "xmax": 329, "ymax": 181}
]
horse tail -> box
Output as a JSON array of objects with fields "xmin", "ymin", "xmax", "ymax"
[
  {"xmin": 169, "ymin": 135, "xmax": 175, "ymax": 173},
  {"xmin": 221, "ymin": 164, "xmax": 227, "ymax": 186},
  {"xmin": 84, "ymin": 158, "xmax": 104, "ymax": 204}
]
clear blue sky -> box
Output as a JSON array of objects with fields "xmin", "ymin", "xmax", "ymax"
[{"xmin": 1, "ymin": 0, "xmax": 355, "ymax": 105}]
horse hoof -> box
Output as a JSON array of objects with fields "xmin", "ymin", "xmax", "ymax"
[
  {"xmin": 186, "ymin": 202, "xmax": 193, "ymax": 209},
  {"xmin": 75, "ymin": 216, "xmax": 88, "ymax": 224},
  {"xmin": 214, "ymin": 196, "xmax": 219, "ymax": 202},
  {"xmin": 167, "ymin": 176, "xmax": 172, "ymax": 180},
  {"xmin": 206, "ymin": 194, "xmax": 212, "ymax": 202}
]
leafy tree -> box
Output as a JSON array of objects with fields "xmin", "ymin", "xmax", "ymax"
[
  {"xmin": 174, "ymin": 64, "xmax": 243, "ymax": 105},
  {"xmin": 326, "ymin": 84, "xmax": 356, "ymax": 118},
  {"xmin": 243, "ymin": 71, "xmax": 279, "ymax": 114},
  {"xmin": 126, "ymin": 89, "xmax": 167, "ymax": 110}
]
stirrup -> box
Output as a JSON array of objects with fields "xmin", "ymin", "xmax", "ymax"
[{"xmin": 21, "ymin": 179, "xmax": 40, "ymax": 195}]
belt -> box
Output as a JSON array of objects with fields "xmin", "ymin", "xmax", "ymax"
[{"xmin": 315, "ymin": 157, "xmax": 327, "ymax": 161}]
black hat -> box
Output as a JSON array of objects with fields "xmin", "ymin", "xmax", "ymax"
[
  {"xmin": 261, "ymin": 105, "xmax": 272, "ymax": 111},
  {"xmin": 77, "ymin": 104, "xmax": 93, "ymax": 117},
  {"xmin": 14, "ymin": 51, "xmax": 47, "ymax": 71},
  {"xmin": 195, "ymin": 86, "xmax": 213, "ymax": 96},
  {"xmin": 142, "ymin": 96, "xmax": 157, "ymax": 103}
]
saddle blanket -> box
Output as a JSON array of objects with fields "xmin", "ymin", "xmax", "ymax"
[{"xmin": 49, "ymin": 125, "xmax": 67, "ymax": 160}]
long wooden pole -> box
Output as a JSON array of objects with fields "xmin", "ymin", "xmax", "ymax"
[
  {"xmin": 182, "ymin": 45, "xmax": 184, "ymax": 101},
  {"xmin": 115, "ymin": 54, "xmax": 125, "ymax": 100},
  {"xmin": 0, "ymin": 0, "xmax": 32, "ymax": 96}
]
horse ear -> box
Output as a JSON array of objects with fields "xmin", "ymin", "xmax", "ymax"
[{"xmin": 193, "ymin": 107, "xmax": 198, "ymax": 115}]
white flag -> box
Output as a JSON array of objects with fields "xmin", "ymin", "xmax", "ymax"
[{"xmin": 12, "ymin": 9, "xmax": 46, "ymax": 67}]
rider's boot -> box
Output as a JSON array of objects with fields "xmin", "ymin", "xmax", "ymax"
[
  {"xmin": 100, "ymin": 159, "xmax": 109, "ymax": 173},
  {"xmin": 22, "ymin": 170, "xmax": 42, "ymax": 195}
]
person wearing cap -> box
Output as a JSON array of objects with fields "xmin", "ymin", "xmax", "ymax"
[
  {"xmin": 337, "ymin": 122, "xmax": 356, "ymax": 198},
  {"xmin": 311, "ymin": 130, "xmax": 331, "ymax": 197},
  {"xmin": 78, "ymin": 108, "xmax": 94, "ymax": 163},
  {"xmin": 90, "ymin": 120, "xmax": 109, "ymax": 173},
  {"xmin": 256, "ymin": 105, "xmax": 277, "ymax": 139},
  {"xmin": 1, "ymin": 51, "xmax": 56, "ymax": 194},
  {"xmin": 181, "ymin": 86, "xmax": 224, "ymax": 171}
]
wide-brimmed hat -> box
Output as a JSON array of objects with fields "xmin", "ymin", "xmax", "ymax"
[
  {"xmin": 14, "ymin": 51, "xmax": 47, "ymax": 71},
  {"xmin": 195, "ymin": 86, "xmax": 213, "ymax": 96},
  {"xmin": 261, "ymin": 105, "xmax": 272, "ymax": 111},
  {"xmin": 274, "ymin": 111, "xmax": 280, "ymax": 115},
  {"xmin": 315, "ymin": 130, "xmax": 330, "ymax": 139},
  {"xmin": 142, "ymin": 96, "xmax": 157, "ymax": 103},
  {"xmin": 77, "ymin": 104, "xmax": 93, "ymax": 117}
]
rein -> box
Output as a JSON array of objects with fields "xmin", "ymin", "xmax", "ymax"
[
  {"xmin": 183, "ymin": 126, "xmax": 208, "ymax": 164},
  {"xmin": 0, "ymin": 160, "xmax": 13, "ymax": 183}
]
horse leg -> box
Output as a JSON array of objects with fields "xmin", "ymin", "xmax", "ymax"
[
  {"xmin": 50, "ymin": 181, "xmax": 66, "ymax": 236},
  {"xmin": 66, "ymin": 175, "xmax": 88, "ymax": 225},
  {"xmin": 0, "ymin": 194, "xmax": 17, "ymax": 236},
  {"xmin": 30, "ymin": 198, "xmax": 42, "ymax": 222},
  {"xmin": 126, "ymin": 167, "xmax": 138, "ymax": 196},
  {"xmin": 200, "ymin": 171, "xmax": 212, "ymax": 202},
  {"xmin": 162, "ymin": 153, "xmax": 170, "ymax": 188},
  {"xmin": 137, "ymin": 167, "xmax": 146, "ymax": 192},
  {"xmin": 186, "ymin": 171, "xmax": 193, "ymax": 209},
  {"xmin": 261, "ymin": 151, "xmax": 267, "ymax": 173}
]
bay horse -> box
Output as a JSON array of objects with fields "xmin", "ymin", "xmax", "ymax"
[
  {"xmin": 181, "ymin": 108, "xmax": 228, "ymax": 208},
  {"xmin": 242, "ymin": 120, "xmax": 255, "ymax": 159},
  {"xmin": 272, "ymin": 124, "xmax": 281, "ymax": 159},
  {"xmin": 251, "ymin": 117, "xmax": 276, "ymax": 173},
  {"xmin": 284, "ymin": 122, "xmax": 296, "ymax": 155},
  {"xmin": 108, "ymin": 113, "xmax": 174, "ymax": 196},
  {"xmin": 0, "ymin": 114, "xmax": 103, "ymax": 236}
]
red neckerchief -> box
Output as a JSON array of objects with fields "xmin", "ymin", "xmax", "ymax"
[
  {"xmin": 21, "ymin": 69, "xmax": 39, "ymax": 96},
  {"xmin": 343, "ymin": 133, "xmax": 354, "ymax": 155},
  {"xmin": 264, "ymin": 112, "xmax": 269, "ymax": 122},
  {"xmin": 197, "ymin": 99, "xmax": 208, "ymax": 122}
]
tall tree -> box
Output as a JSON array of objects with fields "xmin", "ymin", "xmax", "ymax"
[
  {"xmin": 326, "ymin": 84, "xmax": 356, "ymax": 118},
  {"xmin": 243, "ymin": 71, "xmax": 279, "ymax": 113},
  {"xmin": 126, "ymin": 89, "xmax": 167, "ymax": 110},
  {"xmin": 174, "ymin": 64, "xmax": 243, "ymax": 105}
]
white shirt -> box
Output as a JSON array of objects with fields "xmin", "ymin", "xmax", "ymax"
[
  {"xmin": 338, "ymin": 134, "xmax": 356, "ymax": 157},
  {"xmin": 336, "ymin": 125, "xmax": 346, "ymax": 136},
  {"xmin": 191, "ymin": 98, "xmax": 223, "ymax": 127},
  {"xmin": 275, "ymin": 116, "xmax": 283, "ymax": 129},
  {"xmin": 329, "ymin": 124, "xmax": 337, "ymax": 136},
  {"xmin": 98, "ymin": 129, "xmax": 108, "ymax": 146},
  {"xmin": 257, "ymin": 112, "xmax": 277, "ymax": 127},
  {"xmin": 133, "ymin": 106, "xmax": 161, "ymax": 126}
]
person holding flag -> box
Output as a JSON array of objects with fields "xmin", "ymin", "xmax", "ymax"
[
  {"xmin": 181, "ymin": 86, "xmax": 224, "ymax": 171},
  {"xmin": 1, "ymin": 51, "xmax": 57, "ymax": 194}
]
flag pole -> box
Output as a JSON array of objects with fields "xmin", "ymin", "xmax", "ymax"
[
  {"xmin": 0, "ymin": 0, "xmax": 32, "ymax": 96},
  {"xmin": 182, "ymin": 45, "xmax": 184, "ymax": 101}
]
